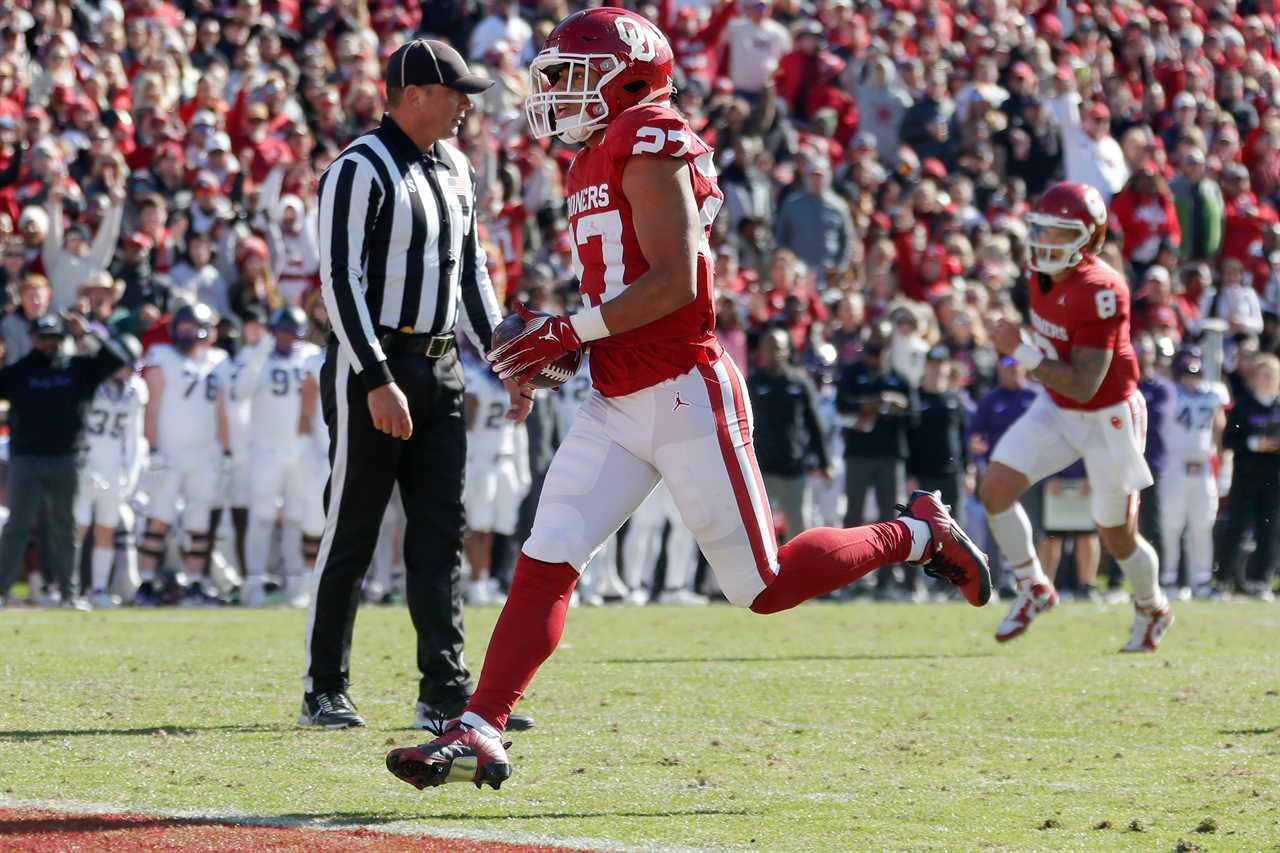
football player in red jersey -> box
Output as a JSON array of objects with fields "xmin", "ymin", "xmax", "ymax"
[
  {"xmin": 982, "ymin": 181, "xmax": 1174, "ymax": 652},
  {"xmin": 385, "ymin": 7, "xmax": 991, "ymax": 792}
]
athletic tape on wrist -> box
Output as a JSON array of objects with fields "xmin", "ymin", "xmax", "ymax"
[
  {"xmin": 1013, "ymin": 342, "xmax": 1044, "ymax": 371},
  {"xmin": 569, "ymin": 306, "xmax": 609, "ymax": 343}
]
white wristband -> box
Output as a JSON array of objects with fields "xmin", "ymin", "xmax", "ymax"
[
  {"xmin": 569, "ymin": 305, "xmax": 610, "ymax": 343},
  {"xmin": 1013, "ymin": 343, "xmax": 1044, "ymax": 371}
]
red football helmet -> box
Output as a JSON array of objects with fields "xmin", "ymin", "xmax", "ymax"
[
  {"xmin": 526, "ymin": 8, "xmax": 675, "ymax": 144},
  {"xmin": 1025, "ymin": 181, "xmax": 1108, "ymax": 275}
]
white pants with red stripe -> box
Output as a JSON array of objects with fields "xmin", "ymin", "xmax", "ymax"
[
  {"xmin": 991, "ymin": 390, "xmax": 1153, "ymax": 528},
  {"xmin": 523, "ymin": 357, "xmax": 778, "ymax": 607}
]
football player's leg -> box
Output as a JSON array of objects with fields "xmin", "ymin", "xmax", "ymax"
[
  {"xmin": 1157, "ymin": 469, "xmax": 1187, "ymax": 590},
  {"xmin": 983, "ymin": 398, "xmax": 1078, "ymax": 581},
  {"xmin": 462, "ymin": 467, "xmax": 498, "ymax": 590},
  {"xmin": 180, "ymin": 457, "xmax": 219, "ymax": 581},
  {"xmin": 89, "ymin": 522, "xmax": 117, "ymax": 602},
  {"xmin": 246, "ymin": 455, "xmax": 284, "ymax": 591},
  {"xmin": 1187, "ymin": 472, "xmax": 1217, "ymax": 592},
  {"xmin": 280, "ymin": 465, "xmax": 311, "ymax": 585},
  {"xmin": 1096, "ymin": 493, "xmax": 1173, "ymax": 651},
  {"xmin": 620, "ymin": 489, "xmax": 664, "ymax": 595},
  {"xmin": 86, "ymin": 480, "xmax": 121, "ymax": 598},
  {"xmin": 655, "ymin": 359, "xmax": 914, "ymax": 612},
  {"xmin": 463, "ymin": 406, "xmax": 660, "ymax": 732},
  {"xmin": 140, "ymin": 462, "xmax": 180, "ymax": 580},
  {"xmin": 113, "ymin": 503, "xmax": 141, "ymax": 602}
]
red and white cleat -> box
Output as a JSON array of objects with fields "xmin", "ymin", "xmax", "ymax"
[
  {"xmin": 995, "ymin": 580, "xmax": 1059, "ymax": 642},
  {"xmin": 1119, "ymin": 600, "xmax": 1174, "ymax": 653},
  {"xmin": 385, "ymin": 719, "xmax": 513, "ymax": 790},
  {"xmin": 897, "ymin": 490, "xmax": 993, "ymax": 607}
]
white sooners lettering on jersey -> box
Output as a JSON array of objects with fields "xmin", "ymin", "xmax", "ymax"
[{"xmin": 146, "ymin": 344, "xmax": 227, "ymax": 453}]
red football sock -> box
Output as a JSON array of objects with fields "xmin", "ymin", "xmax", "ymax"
[
  {"xmin": 750, "ymin": 521, "xmax": 911, "ymax": 614},
  {"xmin": 463, "ymin": 553, "xmax": 578, "ymax": 732}
]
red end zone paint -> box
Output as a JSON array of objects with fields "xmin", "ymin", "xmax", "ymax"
[{"xmin": 0, "ymin": 807, "xmax": 597, "ymax": 852}]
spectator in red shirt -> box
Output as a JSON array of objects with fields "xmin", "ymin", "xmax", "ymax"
[
  {"xmin": 1132, "ymin": 265, "xmax": 1192, "ymax": 340},
  {"xmin": 774, "ymin": 21, "xmax": 849, "ymax": 125},
  {"xmin": 242, "ymin": 102, "xmax": 295, "ymax": 186},
  {"xmin": 1110, "ymin": 161, "xmax": 1182, "ymax": 273},
  {"xmin": 659, "ymin": 0, "xmax": 737, "ymax": 91},
  {"xmin": 1219, "ymin": 163, "xmax": 1280, "ymax": 268},
  {"xmin": 755, "ymin": 249, "xmax": 828, "ymax": 350}
]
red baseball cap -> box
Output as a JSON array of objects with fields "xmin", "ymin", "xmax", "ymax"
[
  {"xmin": 921, "ymin": 158, "xmax": 948, "ymax": 180},
  {"xmin": 1086, "ymin": 102, "xmax": 1111, "ymax": 121}
]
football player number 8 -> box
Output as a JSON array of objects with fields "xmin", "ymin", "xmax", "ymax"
[
  {"xmin": 1095, "ymin": 290, "xmax": 1117, "ymax": 319},
  {"xmin": 574, "ymin": 209, "xmax": 624, "ymax": 307}
]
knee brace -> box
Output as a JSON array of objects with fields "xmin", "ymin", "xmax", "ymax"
[
  {"xmin": 139, "ymin": 529, "xmax": 167, "ymax": 562},
  {"xmin": 183, "ymin": 530, "xmax": 213, "ymax": 570}
]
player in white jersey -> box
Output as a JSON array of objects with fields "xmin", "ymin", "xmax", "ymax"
[
  {"xmin": 463, "ymin": 355, "xmax": 530, "ymax": 606},
  {"xmin": 236, "ymin": 307, "xmax": 322, "ymax": 606},
  {"xmin": 297, "ymin": 343, "xmax": 329, "ymax": 602},
  {"xmin": 219, "ymin": 312, "xmax": 270, "ymax": 577},
  {"xmin": 76, "ymin": 336, "xmax": 147, "ymax": 607},
  {"xmin": 140, "ymin": 303, "xmax": 230, "ymax": 604},
  {"xmin": 1158, "ymin": 348, "xmax": 1227, "ymax": 597}
]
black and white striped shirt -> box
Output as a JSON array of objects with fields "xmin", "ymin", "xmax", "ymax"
[{"xmin": 317, "ymin": 115, "xmax": 503, "ymax": 390}]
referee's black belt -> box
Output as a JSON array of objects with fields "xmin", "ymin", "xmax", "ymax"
[{"xmin": 377, "ymin": 328, "xmax": 455, "ymax": 358}]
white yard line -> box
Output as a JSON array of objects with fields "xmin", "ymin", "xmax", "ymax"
[{"xmin": 0, "ymin": 795, "xmax": 724, "ymax": 853}]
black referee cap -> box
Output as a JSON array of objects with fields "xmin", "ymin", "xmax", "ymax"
[{"xmin": 385, "ymin": 39, "xmax": 494, "ymax": 94}]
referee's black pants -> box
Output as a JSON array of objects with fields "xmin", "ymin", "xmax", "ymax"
[{"xmin": 305, "ymin": 339, "xmax": 472, "ymax": 707}]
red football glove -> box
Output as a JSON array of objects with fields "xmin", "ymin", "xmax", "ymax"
[{"xmin": 487, "ymin": 303, "xmax": 583, "ymax": 386}]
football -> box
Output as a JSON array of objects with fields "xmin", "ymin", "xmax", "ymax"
[{"xmin": 490, "ymin": 309, "xmax": 583, "ymax": 390}]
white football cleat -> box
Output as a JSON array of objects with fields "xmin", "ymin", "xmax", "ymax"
[
  {"xmin": 285, "ymin": 577, "xmax": 311, "ymax": 609},
  {"xmin": 657, "ymin": 588, "xmax": 709, "ymax": 606},
  {"xmin": 240, "ymin": 578, "xmax": 267, "ymax": 608},
  {"xmin": 90, "ymin": 590, "xmax": 121, "ymax": 609},
  {"xmin": 1120, "ymin": 599, "xmax": 1174, "ymax": 653},
  {"xmin": 995, "ymin": 579, "xmax": 1058, "ymax": 642}
]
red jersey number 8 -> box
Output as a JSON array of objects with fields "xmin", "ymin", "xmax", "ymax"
[{"xmin": 1095, "ymin": 290, "xmax": 1117, "ymax": 319}]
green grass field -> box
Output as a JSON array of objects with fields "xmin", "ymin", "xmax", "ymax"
[{"xmin": 2, "ymin": 600, "xmax": 1278, "ymax": 851}]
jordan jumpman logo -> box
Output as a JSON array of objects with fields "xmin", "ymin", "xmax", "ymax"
[{"xmin": 673, "ymin": 392, "xmax": 691, "ymax": 411}]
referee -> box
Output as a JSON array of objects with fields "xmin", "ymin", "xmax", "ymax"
[{"xmin": 301, "ymin": 39, "xmax": 532, "ymax": 730}]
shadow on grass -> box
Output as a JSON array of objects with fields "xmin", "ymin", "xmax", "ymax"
[
  {"xmin": 596, "ymin": 652, "xmax": 994, "ymax": 665},
  {"xmin": 0, "ymin": 723, "xmax": 289, "ymax": 740},
  {"xmin": 420, "ymin": 808, "xmax": 751, "ymax": 821},
  {"xmin": 1218, "ymin": 726, "xmax": 1279, "ymax": 736}
]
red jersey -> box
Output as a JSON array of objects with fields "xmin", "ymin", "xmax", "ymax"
[
  {"xmin": 490, "ymin": 201, "xmax": 525, "ymax": 290},
  {"xmin": 566, "ymin": 103, "xmax": 724, "ymax": 397},
  {"xmin": 1027, "ymin": 257, "xmax": 1139, "ymax": 411}
]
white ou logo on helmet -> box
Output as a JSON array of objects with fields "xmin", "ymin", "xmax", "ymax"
[
  {"xmin": 1083, "ymin": 186, "xmax": 1106, "ymax": 224},
  {"xmin": 615, "ymin": 17, "xmax": 660, "ymax": 62}
]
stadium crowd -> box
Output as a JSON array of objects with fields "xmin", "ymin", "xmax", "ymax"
[{"xmin": 1, "ymin": 0, "xmax": 1279, "ymax": 610}]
